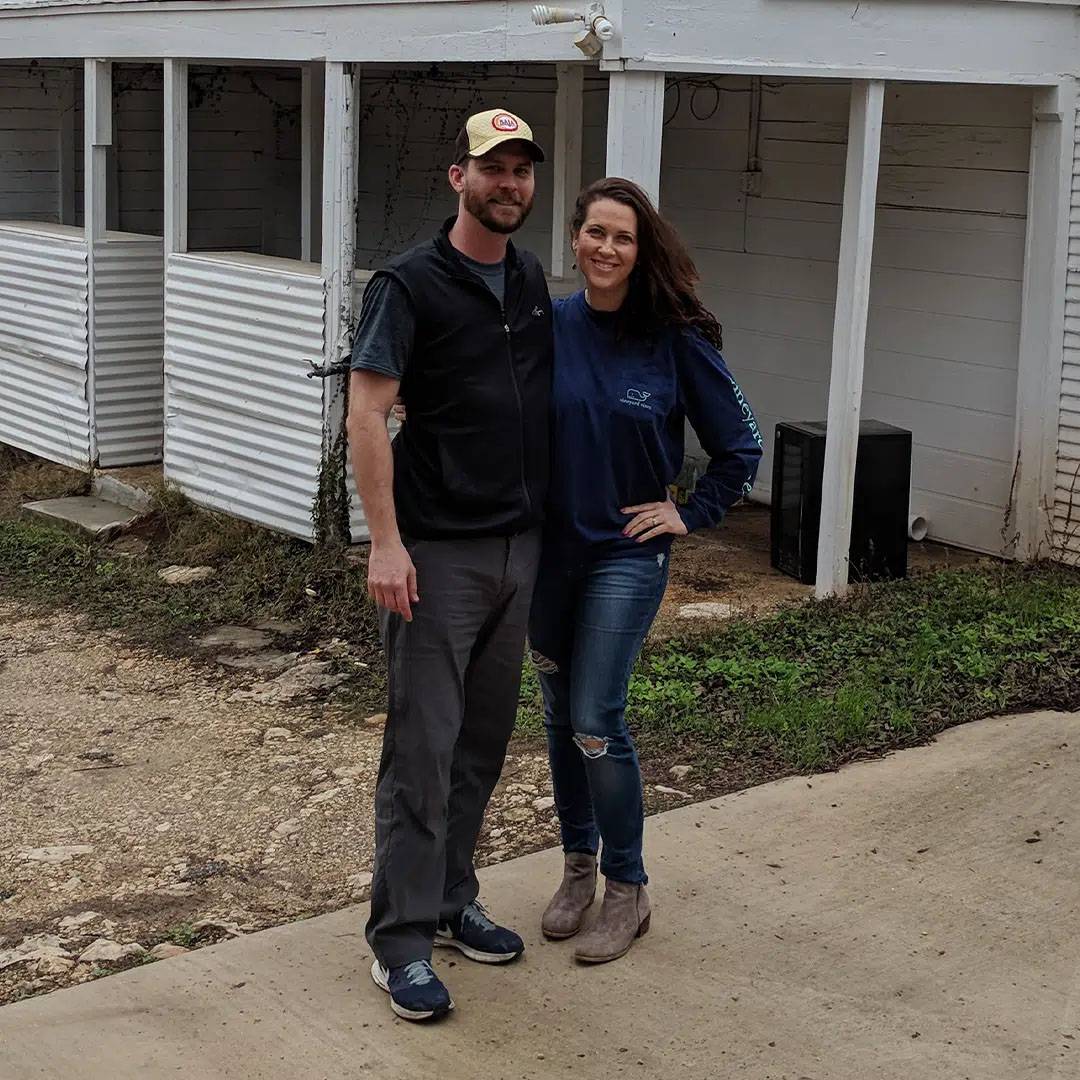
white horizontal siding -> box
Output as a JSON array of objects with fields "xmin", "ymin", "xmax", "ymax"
[
  {"xmin": 164, "ymin": 252, "xmax": 326, "ymax": 538},
  {"xmin": 92, "ymin": 232, "xmax": 164, "ymax": 465},
  {"xmin": 1053, "ymin": 107, "xmax": 1080, "ymax": 561},
  {"xmin": 0, "ymin": 222, "xmax": 89, "ymax": 467},
  {"xmin": 665, "ymin": 77, "xmax": 1031, "ymax": 554}
]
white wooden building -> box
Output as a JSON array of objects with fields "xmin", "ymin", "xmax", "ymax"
[{"xmin": 0, "ymin": 0, "xmax": 1078, "ymax": 592}]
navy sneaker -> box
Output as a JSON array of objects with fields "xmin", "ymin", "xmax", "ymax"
[
  {"xmin": 434, "ymin": 900, "xmax": 524, "ymax": 964},
  {"xmin": 370, "ymin": 959, "xmax": 454, "ymax": 1021}
]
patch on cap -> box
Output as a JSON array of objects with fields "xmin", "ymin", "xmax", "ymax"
[{"xmin": 459, "ymin": 108, "xmax": 546, "ymax": 162}]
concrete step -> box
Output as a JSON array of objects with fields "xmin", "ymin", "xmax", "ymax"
[
  {"xmin": 90, "ymin": 472, "xmax": 156, "ymax": 514},
  {"xmin": 21, "ymin": 496, "xmax": 140, "ymax": 541}
]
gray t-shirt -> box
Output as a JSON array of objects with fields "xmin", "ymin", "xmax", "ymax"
[
  {"xmin": 350, "ymin": 275, "xmax": 414, "ymax": 381},
  {"xmin": 457, "ymin": 252, "xmax": 505, "ymax": 306},
  {"xmin": 350, "ymin": 256, "xmax": 506, "ymax": 382}
]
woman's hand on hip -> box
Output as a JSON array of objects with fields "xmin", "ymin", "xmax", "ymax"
[{"xmin": 621, "ymin": 497, "xmax": 688, "ymax": 543}]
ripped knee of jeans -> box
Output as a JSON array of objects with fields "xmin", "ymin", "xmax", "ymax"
[
  {"xmin": 573, "ymin": 733, "xmax": 609, "ymax": 759},
  {"xmin": 529, "ymin": 648, "xmax": 560, "ymax": 675}
]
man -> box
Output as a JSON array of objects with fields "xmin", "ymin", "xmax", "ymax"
[{"xmin": 346, "ymin": 108, "xmax": 552, "ymax": 1022}]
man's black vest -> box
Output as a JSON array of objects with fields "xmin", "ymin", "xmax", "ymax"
[{"xmin": 377, "ymin": 218, "xmax": 553, "ymax": 540}]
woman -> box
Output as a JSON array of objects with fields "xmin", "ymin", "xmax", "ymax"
[{"xmin": 530, "ymin": 177, "xmax": 763, "ymax": 964}]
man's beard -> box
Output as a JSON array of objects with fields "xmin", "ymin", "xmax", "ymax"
[{"xmin": 462, "ymin": 185, "xmax": 534, "ymax": 235}]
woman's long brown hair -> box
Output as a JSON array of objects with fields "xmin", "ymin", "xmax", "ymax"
[{"xmin": 570, "ymin": 177, "xmax": 723, "ymax": 350}]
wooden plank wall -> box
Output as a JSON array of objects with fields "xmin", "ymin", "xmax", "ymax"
[
  {"xmin": 70, "ymin": 64, "xmax": 302, "ymax": 257},
  {"xmin": 0, "ymin": 62, "xmax": 71, "ymax": 222},
  {"xmin": 353, "ymin": 63, "xmax": 608, "ymax": 273},
  {"xmin": 186, "ymin": 66, "xmax": 302, "ymax": 256},
  {"xmin": 662, "ymin": 77, "xmax": 1031, "ymax": 554}
]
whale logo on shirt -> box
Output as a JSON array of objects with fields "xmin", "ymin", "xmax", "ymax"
[{"xmin": 621, "ymin": 388, "xmax": 653, "ymax": 410}]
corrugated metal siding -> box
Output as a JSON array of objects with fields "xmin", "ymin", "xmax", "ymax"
[
  {"xmin": 0, "ymin": 222, "xmax": 90, "ymax": 467},
  {"xmin": 0, "ymin": 1, "xmax": 190, "ymax": 10},
  {"xmin": 93, "ymin": 233, "xmax": 164, "ymax": 465},
  {"xmin": 1055, "ymin": 107, "xmax": 1080, "ymax": 561},
  {"xmin": 164, "ymin": 252, "xmax": 326, "ymax": 539}
]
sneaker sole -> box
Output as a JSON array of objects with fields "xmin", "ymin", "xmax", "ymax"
[
  {"xmin": 433, "ymin": 934, "xmax": 523, "ymax": 964},
  {"xmin": 369, "ymin": 959, "xmax": 454, "ymax": 1021}
]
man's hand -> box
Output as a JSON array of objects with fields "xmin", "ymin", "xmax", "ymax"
[{"xmin": 368, "ymin": 540, "xmax": 419, "ymax": 622}]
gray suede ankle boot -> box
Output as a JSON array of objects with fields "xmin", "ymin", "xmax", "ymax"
[
  {"xmin": 541, "ymin": 852, "xmax": 598, "ymax": 940},
  {"xmin": 573, "ymin": 879, "xmax": 650, "ymax": 964}
]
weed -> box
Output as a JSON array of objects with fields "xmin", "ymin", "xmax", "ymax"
[{"xmin": 166, "ymin": 922, "xmax": 199, "ymax": 948}]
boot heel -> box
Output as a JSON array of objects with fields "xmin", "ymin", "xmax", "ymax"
[{"xmin": 637, "ymin": 913, "xmax": 651, "ymax": 937}]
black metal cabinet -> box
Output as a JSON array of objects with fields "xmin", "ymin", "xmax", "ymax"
[{"xmin": 770, "ymin": 419, "xmax": 912, "ymax": 585}]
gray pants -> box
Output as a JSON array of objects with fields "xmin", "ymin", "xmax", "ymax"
[{"xmin": 365, "ymin": 529, "xmax": 542, "ymax": 968}]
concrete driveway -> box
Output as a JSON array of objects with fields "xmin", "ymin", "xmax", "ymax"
[{"xmin": 1, "ymin": 710, "xmax": 1077, "ymax": 1079}]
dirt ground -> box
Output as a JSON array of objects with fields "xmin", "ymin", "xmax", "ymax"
[
  {"xmin": 0, "ymin": 500, "xmax": 980, "ymax": 1007},
  {"xmin": 0, "ymin": 598, "xmax": 578, "ymax": 1004},
  {"xmin": 654, "ymin": 501, "xmax": 981, "ymax": 632}
]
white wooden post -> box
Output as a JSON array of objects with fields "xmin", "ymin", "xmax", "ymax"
[
  {"xmin": 1013, "ymin": 80, "xmax": 1076, "ymax": 560},
  {"xmin": 162, "ymin": 59, "xmax": 188, "ymax": 486},
  {"xmin": 552, "ymin": 63, "xmax": 584, "ymax": 279},
  {"xmin": 163, "ymin": 59, "xmax": 188, "ymax": 256},
  {"xmin": 815, "ymin": 80, "xmax": 885, "ymax": 599},
  {"xmin": 605, "ymin": 69, "xmax": 665, "ymax": 206},
  {"xmin": 321, "ymin": 61, "xmax": 357, "ymax": 373},
  {"xmin": 57, "ymin": 66, "xmax": 76, "ymax": 225},
  {"xmin": 84, "ymin": 59, "xmax": 112, "ymax": 465},
  {"xmin": 318, "ymin": 62, "xmax": 358, "ymax": 540},
  {"xmin": 84, "ymin": 60, "xmax": 111, "ymax": 242}
]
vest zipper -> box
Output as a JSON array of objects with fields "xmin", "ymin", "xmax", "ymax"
[{"xmin": 502, "ymin": 308, "xmax": 533, "ymax": 520}]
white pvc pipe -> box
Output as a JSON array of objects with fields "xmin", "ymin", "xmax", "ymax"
[
  {"xmin": 908, "ymin": 514, "xmax": 928, "ymax": 542},
  {"xmin": 532, "ymin": 5, "xmax": 582, "ymax": 25}
]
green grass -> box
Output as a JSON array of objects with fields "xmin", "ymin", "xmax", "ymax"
[
  {"xmin": 4, "ymin": 442, "xmax": 1079, "ymax": 784},
  {"xmin": 517, "ymin": 561, "xmax": 1080, "ymax": 774}
]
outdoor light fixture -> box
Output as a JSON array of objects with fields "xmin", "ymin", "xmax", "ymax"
[{"xmin": 531, "ymin": 3, "xmax": 615, "ymax": 57}]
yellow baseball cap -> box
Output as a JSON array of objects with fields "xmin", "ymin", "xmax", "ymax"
[{"xmin": 454, "ymin": 108, "xmax": 545, "ymax": 163}]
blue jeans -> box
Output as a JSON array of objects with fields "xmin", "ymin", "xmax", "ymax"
[{"xmin": 528, "ymin": 550, "xmax": 670, "ymax": 884}]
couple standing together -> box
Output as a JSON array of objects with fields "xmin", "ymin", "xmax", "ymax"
[{"xmin": 347, "ymin": 107, "xmax": 763, "ymax": 1022}]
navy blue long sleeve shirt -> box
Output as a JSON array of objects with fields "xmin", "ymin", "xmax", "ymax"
[{"xmin": 545, "ymin": 290, "xmax": 764, "ymax": 561}]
